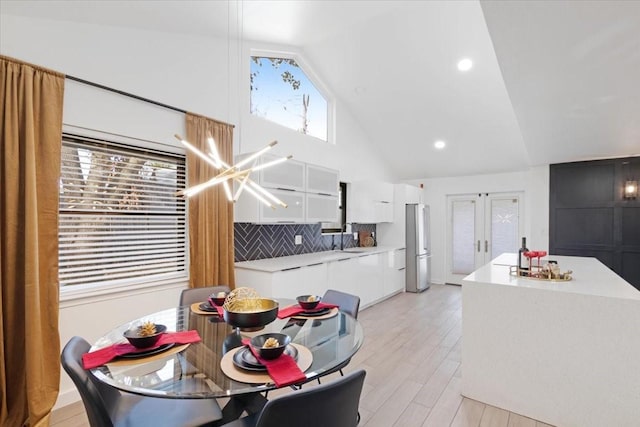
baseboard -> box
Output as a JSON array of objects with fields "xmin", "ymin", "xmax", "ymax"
[{"xmin": 54, "ymin": 388, "xmax": 81, "ymax": 411}]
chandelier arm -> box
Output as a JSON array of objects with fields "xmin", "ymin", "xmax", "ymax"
[{"xmin": 234, "ymin": 141, "xmax": 278, "ymax": 169}]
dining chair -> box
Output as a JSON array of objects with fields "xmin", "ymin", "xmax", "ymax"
[
  {"xmin": 316, "ymin": 289, "xmax": 361, "ymax": 382},
  {"xmin": 61, "ymin": 336, "xmax": 222, "ymax": 427},
  {"xmin": 322, "ymin": 289, "xmax": 360, "ymax": 319},
  {"xmin": 179, "ymin": 285, "xmax": 231, "ymax": 306},
  {"xmin": 219, "ymin": 369, "xmax": 366, "ymax": 427}
]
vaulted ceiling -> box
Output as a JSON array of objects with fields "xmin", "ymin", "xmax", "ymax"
[{"xmin": 2, "ymin": 0, "xmax": 639, "ymax": 179}]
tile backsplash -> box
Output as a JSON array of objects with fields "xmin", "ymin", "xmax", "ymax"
[{"xmin": 234, "ymin": 223, "xmax": 377, "ymax": 262}]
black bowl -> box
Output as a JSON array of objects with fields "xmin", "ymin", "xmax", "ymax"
[
  {"xmin": 250, "ymin": 333, "xmax": 291, "ymax": 360},
  {"xmin": 297, "ymin": 295, "xmax": 322, "ymax": 310},
  {"xmin": 123, "ymin": 324, "xmax": 167, "ymax": 349},
  {"xmin": 223, "ymin": 298, "xmax": 279, "ymax": 330}
]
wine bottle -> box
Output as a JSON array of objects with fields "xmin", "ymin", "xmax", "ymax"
[{"xmin": 518, "ymin": 237, "xmax": 529, "ymax": 276}]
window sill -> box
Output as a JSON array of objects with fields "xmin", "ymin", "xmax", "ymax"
[{"xmin": 59, "ymin": 276, "xmax": 189, "ymax": 308}]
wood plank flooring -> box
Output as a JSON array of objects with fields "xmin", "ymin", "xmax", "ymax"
[{"xmin": 51, "ymin": 284, "xmax": 554, "ymax": 427}]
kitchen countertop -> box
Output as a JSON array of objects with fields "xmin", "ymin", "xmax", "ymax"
[
  {"xmin": 235, "ymin": 246, "xmax": 404, "ymax": 273},
  {"xmin": 464, "ymin": 252, "xmax": 640, "ymax": 300}
]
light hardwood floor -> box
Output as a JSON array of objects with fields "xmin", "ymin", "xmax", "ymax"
[{"xmin": 51, "ymin": 284, "xmax": 554, "ymax": 427}]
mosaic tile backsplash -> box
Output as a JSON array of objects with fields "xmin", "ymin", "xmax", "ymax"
[{"xmin": 234, "ymin": 223, "xmax": 377, "ymax": 262}]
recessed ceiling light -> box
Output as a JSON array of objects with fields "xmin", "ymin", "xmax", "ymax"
[
  {"xmin": 434, "ymin": 140, "xmax": 446, "ymax": 149},
  {"xmin": 457, "ymin": 58, "xmax": 473, "ymax": 72}
]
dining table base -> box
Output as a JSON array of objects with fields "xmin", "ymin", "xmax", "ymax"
[{"xmin": 214, "ymin": 393, "xmax": 268, "ymax": 426}]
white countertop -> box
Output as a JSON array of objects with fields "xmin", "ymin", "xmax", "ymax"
[
  {"xmin": 464, "ymin": 253, "xmax": 640, "ymax": 300},
  {"xmin": 235, "ymin": 246, "xmax": 404, "ymax": 272}
]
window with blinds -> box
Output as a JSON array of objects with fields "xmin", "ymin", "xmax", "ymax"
[{"xmin": 59, "ymin": 134, "xmax": 187, "ymax": 288}]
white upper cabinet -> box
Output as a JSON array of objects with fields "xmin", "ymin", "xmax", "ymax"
[
  {"xmin": 306, "ymin": 164, "xmax": 339, "ymax": 196},
  {"xmin": 259, "ymin": 154, "xmax": 306, "ymax": 191},
  {"xmin": 306, "ymin": 193, "xmax": 340, "ymax": 223},
  {"xmin": 234, "ymin": 154, "xmax": 339, "ymax": 224},
  {"xmin": 349, "ymin": 181, "xmax": 395, "ymax": 223},
  {"xmin": 235, "ymin": 188, "xmax": 306, "ymax": 223},
  {"xmin": 376, "ymin": 183, "xmax": 423, "ymax": 246}
]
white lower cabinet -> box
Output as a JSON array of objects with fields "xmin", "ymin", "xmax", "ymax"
[
  {"xmin": 272, "ymin": 263, "xmax": 327, "ymax": 298},
  {"xmin": 383, "ymin": 249, "xmax": 406, "ymax": 295},
  {"xmin": 236, "ymin": 263, "xmax": 327, "ymax": 299},
  {"xmin": 327, "ymin": 257, "xmax": 359, "ymax": 297},
  {"xmin": 235, "ymin": 249, "xmax": 404, "ymax": 307},
  {"xmin": 327, "ymin": 253, "xmax": 386, "ymax": 308}
]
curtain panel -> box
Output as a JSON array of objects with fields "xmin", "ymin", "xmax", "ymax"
[
  {"xmin": 185, "ymin": 113, "xmax": 236, "ymax": 290},
  {"xmin": 0, "ymin": 56, "xmax": 64, "ymax": 427}
]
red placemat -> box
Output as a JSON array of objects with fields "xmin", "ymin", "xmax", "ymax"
[
  {"xmin": 277, "ymin": 302, "xmax": 338, "ymax": 319},
  {"xmin": 241, "ymin": 339, "xmax": 306, "ymax": 387},
  {"xmin": 82, "ymin": 330, "xmax": 201, "ymax": 369}
]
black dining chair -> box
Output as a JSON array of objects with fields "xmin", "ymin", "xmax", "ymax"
[
  {"xmin": 61, "ymin": 336, "xmax": 222, "ymax": 427},
  {"xmin": 219, "ymin": 369, "xmax": 366, "ymax": 427},
  {"xmin": 323, "ymin": 289, "xmax": 360, "ymax": 319},
  {"xmin": 179, "ymin": 285, "xmax": 231, "ymax": 306},
  {"xmin": 317, "ymin": 289, "xmax": 361, "ymax": 381}
]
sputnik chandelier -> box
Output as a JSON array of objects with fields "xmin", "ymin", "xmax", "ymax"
[{"xmin": 175, "ymin": 134, "xmax": 291, "ymax": 209}]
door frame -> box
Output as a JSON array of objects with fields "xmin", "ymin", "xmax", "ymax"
[{"xmin": 445, "ymin": 192, "xmax": 524, "ymax": 285}]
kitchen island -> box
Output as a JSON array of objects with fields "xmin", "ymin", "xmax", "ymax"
[{"xmin": 462, "ymin": 253, "xmax": 640, "ymax": 427}]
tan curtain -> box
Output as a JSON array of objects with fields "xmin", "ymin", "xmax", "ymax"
[
  {"xmin": 0, "ymin": 56, "xmax": 64, "ymax": 427},
  {"xmin": 185, "ymin": 113, "xmax": 236, "ymax": 289}
]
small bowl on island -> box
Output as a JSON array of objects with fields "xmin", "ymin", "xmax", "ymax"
[
  {"xmin": 296, "ymin": 295, "xmax": 322, "ymax": 310},
  {"xmin": 123, "ymin": 323, "xmax": 167, "ymax": 349},
  {"xmin": 250, "ymin": 332, "xmax": 291, "ymax": 360}
]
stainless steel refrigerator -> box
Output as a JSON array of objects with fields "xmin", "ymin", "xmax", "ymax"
[{"xmin": 406, "ymin": 203, "xmax": 431, "ymax": 292}]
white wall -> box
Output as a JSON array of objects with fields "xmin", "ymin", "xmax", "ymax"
[
  {"xmin": 406, "ymin": 165, "xmax": 549, "ymax": 285},
  {"xmin": 0, "ymin": 13, "xmax": 395, "ymax": 408}
]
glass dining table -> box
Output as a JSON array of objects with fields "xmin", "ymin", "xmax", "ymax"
[{"xmin": 89, "ymin": 298, "xmax": 364, "ymax": 422}]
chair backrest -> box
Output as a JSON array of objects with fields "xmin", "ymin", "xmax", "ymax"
[
  {"xmin": 254, "ymin": 369, "xmax": 366, "ymax": 427},
  {"xmin": 323, "ymin": 289, "xmax": 360, "ymax": 319},
  {"xmin": 61, "ymin": 336, "xmax": 119, "ymax": 427},
  {"xmin": 179, "ymin": 285, "xmax": 231, "ymax": 306}
]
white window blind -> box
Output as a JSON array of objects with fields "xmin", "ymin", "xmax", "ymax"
[{"xmin": 59, "ymin": 134, "xmax": 187, "ymax": 288}]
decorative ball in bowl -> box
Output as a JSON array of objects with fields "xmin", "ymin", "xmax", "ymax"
[
  {"xmin": 223, "ymin": 298, "xmax": 279, "ymax": 330},
  {"xmin": 208, "ymin": 291, "xmax": 227, "ymax": 306},
  {"xmin": 297, "ymin": 295, "xmax": 322, "ymax": 310},
  {"xmin": 250, "ymin": 332, "xmax": 291, "ymax": 360},
  {"xmin": 123, "ymin": 323, "xmax": 167, "ymax": 349}
]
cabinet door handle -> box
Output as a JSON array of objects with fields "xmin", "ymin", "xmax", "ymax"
[
  {"xmin": 477, "ymin": 240, "xmax": 481, "ymax": 252},
  {"xmin": 276, "ymin": 187, "xmax": 295, "ymax": 192},
  {"xmin": 281, "ymin": 266, "xmax": 301, "ymax": 272},
  {"xmin": 306, "ymin": 263, "xmax": 323, "ymax": 267},
  {"xmin": 337, "ymin": 258, "xmax": 351, "ymax": 262},
  {"xmin": 485, "ymin": 240, "xmax": 488, "ymax": 253}
]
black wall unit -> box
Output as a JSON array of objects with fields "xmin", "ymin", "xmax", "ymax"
[{"xmin": 550, "ymin": 157, "xmax": 640, "ymax": 290}]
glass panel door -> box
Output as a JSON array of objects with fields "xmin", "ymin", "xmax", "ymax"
[
  {"xmin": 446, "ymin": 192, "xmax": 523, "ymax": 285},
  {"xmin": 485, "ymin": 195, "xmax": 520, "ymax": 262},
  {"xmin": 446, "ymin": 195, "xmax": 483, "ymax": 284}
]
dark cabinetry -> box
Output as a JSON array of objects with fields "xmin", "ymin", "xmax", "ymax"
[{"xmin": 550, "ymin": 157, "xmax": 640, "ymax": 290}]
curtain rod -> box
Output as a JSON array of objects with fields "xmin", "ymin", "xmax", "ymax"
[{"xmin": 65, "ymin": 74, "xmax": 234, "ymax": 128}]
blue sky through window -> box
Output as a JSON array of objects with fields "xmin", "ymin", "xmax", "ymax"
[{"xmin": 250, "ymin": 56, "xmax": 328, "ymax": 141}]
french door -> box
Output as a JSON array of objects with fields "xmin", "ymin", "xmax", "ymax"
[{"xmin": 446, "ymin": 192, "xmax": 523, "ymax": 285}]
